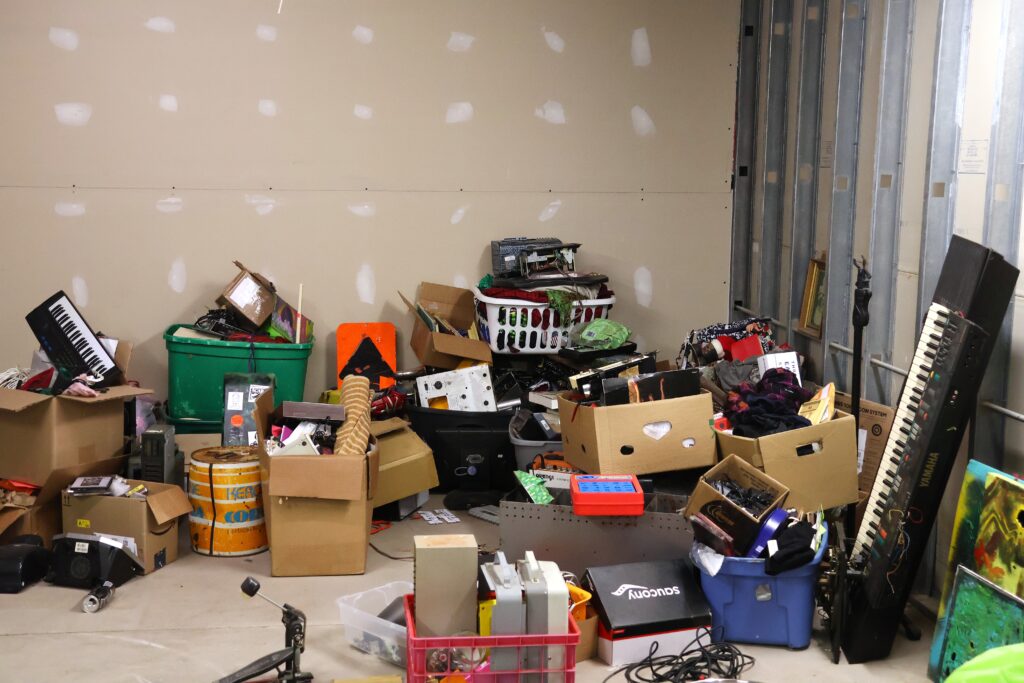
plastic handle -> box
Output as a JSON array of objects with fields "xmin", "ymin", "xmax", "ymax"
[
  {"xmin": 522, "ymin": 551, "xmax": 541, "ymax": 582},
  {"xmin": 494, "ymin": 551, "xmax": 513, "ymax": 587}
]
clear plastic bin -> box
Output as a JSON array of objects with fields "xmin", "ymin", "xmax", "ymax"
[{"xmin": 337, "ymin": 580, "xmax": 413, "ymax": 667}]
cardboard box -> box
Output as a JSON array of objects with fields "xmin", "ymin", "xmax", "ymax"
[
  {"xmin": 218, "ymin": 261, "xmax": 277, "ymax": 328},
  {"xmin": 716, "ymin": 412, "xmax": 858, "ymax": 511},
  {"xmin": 0, "ymin": 457, "xmax": 125, "ymax": 547},
  {"xmin": 400, "ymin": 282, "xmax": 492, "ymax": 369},
  {"xmin": 61, "ymin": 480, "xmax": 191, "ymax": 573},
  {"xmin": 575, "ymin": 607, "xmax": 599, "ymax": 663},
  {"xmin": 175, "ymin": 433, "xmax": 222, "ymax": 466},
  {"xmin": 835, "ymin": 392, "xmax": 895, "ymax": 493},
  {"xmin": 255, "ymin": 392, "xmax": 380, "ymax": 576},
  {"xmin": 370, "ymin": 418, "xmax": 439, "ymax": 507},
  {"xmin": 557, "ymin": 391, "xmax": 715, "ymax": 476},
  {"xmin": 413, "ymin": 534, "xmax": 478, "ymax": 637},
  {"xmin": 585, "ymin": 559, "xmax": 712, "ymax": 667},
  {"xmin": 684, "ymin": 454, "xmax": 789, "ymax": 555},
  {"xmin": 0, "ymin": 385, "xmax": 151, "ymax": 486}
]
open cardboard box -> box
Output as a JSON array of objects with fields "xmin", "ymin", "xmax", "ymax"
[
  {"xmin": 399, "ymin": 282, "xmax": 492, "ymax": 369},
  {"xmin": 218, "ymin": 261, "xmax": 277, "ymax": 328},
  {"xmin": 684, "ymin": 454, "xmax": 789, "ymax": 555},
  {"xmin": 557, "ymin": 390, "xmax": 715, "ymax": 475},
  {"xmin": 369, "ymin": 418, "xmax": 438, "ymax": 507},
  {"xmin": 255, "ymin": 391, "xmax": 380, "ymax": 576},
  {"xmin": 61, "ymin": 479, "xmax": 191, "ymax": 573},
  {"xmin": 715, "ymin": 411, "xmax": 858, "ymax": 511},
  {"xmin": 0, "ymin": 456, "xmax": 126, "ymax": 547},
  {"xmin": 0, "ymin": 385, "xmax": 151, "ymax": 486}
]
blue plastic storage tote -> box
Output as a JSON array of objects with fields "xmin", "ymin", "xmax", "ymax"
[{"xmin": 696, "ymin": 526, "xmax": 827, "ymax": 649}]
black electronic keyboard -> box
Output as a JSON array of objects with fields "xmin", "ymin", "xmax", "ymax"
[
  {"xmin": 842, "ymin": 236, "xmax": 1018, "ymax": 663},
  {"xmin": 25, "ymin": 291, "xmax": 122, "ymax": 387}
]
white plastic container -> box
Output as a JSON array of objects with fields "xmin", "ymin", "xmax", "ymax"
[
  {"xmin": 473, "ymin": 287, "xmax": 615, "ymax": 354},
  {"xmin": 337, "ymin": 580, "xmax": 413, "ymax": 667}
]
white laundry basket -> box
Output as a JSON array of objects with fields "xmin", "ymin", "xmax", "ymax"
[{"xmin": 473, "ymin": 287, "xmax": 615, "ymax": 354}]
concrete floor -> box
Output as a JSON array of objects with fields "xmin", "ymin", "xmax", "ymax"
[{"xmin": 0, "ymin": 497, "xmax": 935, "ymax": 682}]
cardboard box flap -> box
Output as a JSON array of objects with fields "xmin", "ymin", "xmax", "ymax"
[
  {"xmin": 418, "ymin": 282, "xmax": 474, "ymax": 318},
  {"xmin": 146, "ymin": 485, "xmax": 192, "ymax": 525},
  {"xmin": 268, "ymin": 453, "xmax": 368, "ymax": 501},
  {"xmin": 0, "ymin": 506, "xmax": 28, "ymax": 537},
  {"xmin": 233, "ymin": 260, "xmax": 276, "ymax": 292},
  {"xmin": 0, "ymin": 456, "xmax": 126, "ymax": 537},
  {"xmin": 398, "ymin": 291, "xmax": 419, "ymax": 315},
  {"xmin": 253, "ymin": 388, "xmax": 275, "ymax": 442},
  {"xmin": 370, "ymin": 417, "xmax": 409, "ymax": 438},
  {"xmin": 112, "ymin": 339, "xmax": 133, "ymax": 375},
  {"xmin": 37, "ymin": 456, "xmax": 129, "ymax": 505},
  {"xmin": 57, "ymin": 385, "xmax": 153, "ymax": 404},
  {"xmin": 376, "ymin": 427, "xmax": 432, "ymax": 466},
  {"xmin": 430, "ymin": 333, "xmax": 493, "ymax": 362},
  {"xmin": 0, "ymin": 389, "xmax": 51, "ymax": 413}
]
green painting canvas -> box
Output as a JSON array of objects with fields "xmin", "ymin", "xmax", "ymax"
[{"xmin": 936, "ymin": 566, "xmax": 1024, "ymax": 683}]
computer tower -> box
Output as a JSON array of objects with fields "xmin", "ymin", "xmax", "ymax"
[{"xmin": 141, "ymin": 424, "xmax": 182, "ymax": 486}]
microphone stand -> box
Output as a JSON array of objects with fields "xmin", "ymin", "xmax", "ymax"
[{"xmin": 847, "ymin": 258, "xmax": 871, "ymax": 542}]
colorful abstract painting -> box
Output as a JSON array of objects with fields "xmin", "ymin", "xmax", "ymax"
[
  {"xmin": 935, "ymin": 566, "xmax": 1024, "ymax": 682},
  {"xmin": 929, "ymin": 461, "xmax": 1024, "ymax": 680},
  {"xmin": 973, "ymin": 473, "xmax": 1024, "ymax": 596}
]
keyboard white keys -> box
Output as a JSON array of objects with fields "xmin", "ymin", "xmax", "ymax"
[
  {"xmin": 852, "ymin": 303, "xmax": 952, "ymax": 559},
  {"xmin": 46, "ymin": 296, "xmax": 116, "ymax": 376}
]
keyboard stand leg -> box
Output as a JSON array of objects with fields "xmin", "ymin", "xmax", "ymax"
[{"xmin": 900, "ymin": 612, "xmax": 922, "ymax": 641}]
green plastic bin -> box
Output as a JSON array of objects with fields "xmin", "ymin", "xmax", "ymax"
[
  {"xmin": 164, "ymin": 324, "xmax": 314, "ymax": 422},
  {"xmin": 167, "ymin": 416, "xmax": 222, "ymax": 434}
]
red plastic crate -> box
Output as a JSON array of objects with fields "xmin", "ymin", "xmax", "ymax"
[{"xmin": 404, "ymin": 595, "xmax": 580, "ymax": 681}]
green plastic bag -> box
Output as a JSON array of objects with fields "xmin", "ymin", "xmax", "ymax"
[{"xmin": 571, "ymin": 319, "xmax": 631, "ymax": 350}]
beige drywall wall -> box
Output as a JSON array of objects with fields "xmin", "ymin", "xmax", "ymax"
[{"xmin": 0, "ymin": 1, "xmax": 739, "ymax": 400}]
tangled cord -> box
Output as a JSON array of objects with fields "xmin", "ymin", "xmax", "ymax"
[
  {"xmin": 602, "ymin": 627, "xmax": 756, "ymax": 683},
  {"xmin": 0, "ymin": 368, "xmax": 29, "ymax": 389}
]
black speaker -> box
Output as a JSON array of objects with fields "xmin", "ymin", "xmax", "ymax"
[
  {"xmin": 48, "ymin": 533, "xmax": 144, "ymax": 589},
  {"xmin": 0, "ymin": 535, "xmax": 51, "ymax": 594}
]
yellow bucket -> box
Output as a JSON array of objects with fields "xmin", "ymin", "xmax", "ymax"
[{"xmin": 188, "ymin": 446, "xmax": 267, "ymax": 557}]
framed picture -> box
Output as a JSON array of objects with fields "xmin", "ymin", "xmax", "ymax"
[{"xmin": 799, "ymin": 259, "xmax": 826, "ymax": 337}]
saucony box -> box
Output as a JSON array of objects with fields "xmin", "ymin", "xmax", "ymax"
[{"xmin": 583, "ymin": 559, "xmax": 711, "ymax": 666}]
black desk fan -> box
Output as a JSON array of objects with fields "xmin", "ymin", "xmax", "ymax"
[{"xmin": 216, "ymin": 577, "xmax": 313, "ymax": 683}]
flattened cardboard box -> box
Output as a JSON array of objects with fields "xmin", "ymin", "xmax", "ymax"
[
  {"xmin": 557, "ymin": 390, "xmax": 715, "ymax": 476},
  {"xmin": 0, "ymin": 456, "xmax": 126, "ymax": 548},
  {"xmin": 61, "ymin": 479, "xmax": 191, "ymax": 573},
  {"xmin": 255, "ymin": 391, "xmax": 380, "ymax": 577},
  {"xmin": 715, "ymin": 412, "xmax": 858, "ymax": 511},
  {"xmin": 0, "ymin": 385, "xmax": 151, "ymax": 486},
  {"xmin": 834, "ymin": 393, "xmax": 895, "ymax": 493},
  {"xmin": 684, "ymin": 454, "xmax": 789, "ymax": 555},
  {"xmin": 370, "ymin": 418, "xmax": 439, "ymax": 507},
  {"xmin": 400, "ymin": 282, "xmax": 492, "ymax": 369}
]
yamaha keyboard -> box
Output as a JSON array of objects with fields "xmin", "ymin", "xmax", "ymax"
[
  {"xmin": 841, "ymin": 236, "xmax": 1018, "ymax": 663},
  {"xmin": 25, "ymin": 291, "xmax": 122, "ymax": 387}
]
